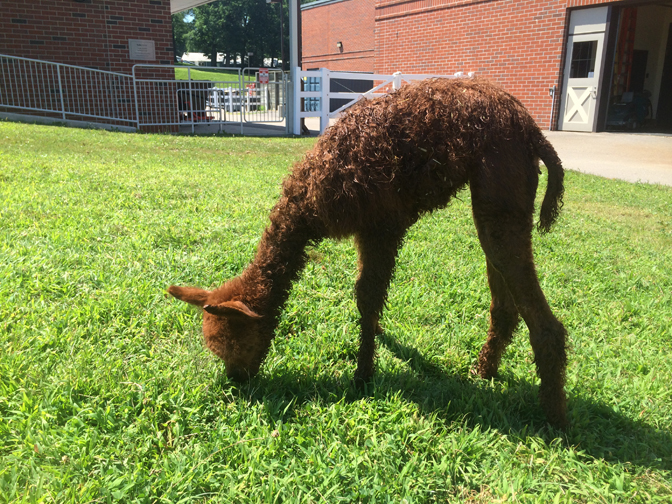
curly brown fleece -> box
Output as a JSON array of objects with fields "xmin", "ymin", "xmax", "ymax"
[{"xmin": 169, "ymin": 78, "xmax": 569, "ymax": 429}]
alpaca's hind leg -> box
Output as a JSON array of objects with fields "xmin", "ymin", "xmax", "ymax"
[
  {"xmin": 476, "ymin": 260, "xmax": 520, "ymax": 379},
  {"xmin": 471, "ymin": 214, "xmax": 567, "ymax": 428},
  {"xmin": 353, "ymin": 227, "xmax": 405, "ymax": 383},
  {"xmin": 470, "ymin": 149, "xmax": 567, "ymax": 428}
]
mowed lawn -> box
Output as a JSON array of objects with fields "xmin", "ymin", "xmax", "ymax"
[
  {"xmin": 0, "ymin": 121, "xmax": 671, "ymax": 503},
  {"xmin": 174, "ymin": 67, "xmax": 256, "ymax": 85}
]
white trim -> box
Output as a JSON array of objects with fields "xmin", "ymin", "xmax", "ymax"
[
  {"xmin": 301, "ymin": 0, "xmax": 352, "ymax": 11},
  {"xmin": 170, "ymin": 0, "xmax": 215, "ymax": 14}
]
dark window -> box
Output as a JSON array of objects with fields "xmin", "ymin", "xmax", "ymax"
[{"xmin": 570, "ymin": 40, "xmax": 597, "ymax": 79}]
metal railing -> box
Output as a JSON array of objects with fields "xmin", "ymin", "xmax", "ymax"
[
  {"xmin": 1, "ymin": 54, "xmax": 289, "ymax": 133},
  {"xmin": 1, "ymin": 54, "xmax": 136, "ymax": 126}
]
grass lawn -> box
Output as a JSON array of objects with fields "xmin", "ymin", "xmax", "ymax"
[
  {"xmin": 174, "ymin": 67, "xmax": 257, "ymax": 85},
  {"xmin": 0, "ymin": 121, "xmax": 671, "ymax": 502}
]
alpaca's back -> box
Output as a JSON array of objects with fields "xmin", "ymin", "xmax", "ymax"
[{"xmin": 284, "ymin": 78, "xmax": 547, "ymax": 237}]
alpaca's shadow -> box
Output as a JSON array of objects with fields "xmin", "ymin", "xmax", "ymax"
[{"xmin": 222, "ymin": 331, "xmax": 671, "ymax": 472}]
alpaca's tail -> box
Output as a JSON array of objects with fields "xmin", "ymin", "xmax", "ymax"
[{"xmin": 533, "ymin": 130, "xmax": 565, "ymax": 233}]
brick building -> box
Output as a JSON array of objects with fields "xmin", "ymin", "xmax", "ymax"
[
  {"xmin": 0, "ymin": 0, "xmax": 179, "ymax": 131},
  {"xmin": 302, "ymin": 0, "xmax": 672, "ymax": 131},
  {"xmin": 0, "ymin": 0, "xmax": 174, "ymax": 73},
  {"xmin": 302, "ymin": 0, "xmax": 376, "ymax": 71}
]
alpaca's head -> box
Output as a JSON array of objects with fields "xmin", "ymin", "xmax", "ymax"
[{"xmin": 168, "ymin": 284, "xmax": 270, "ymax": 381}]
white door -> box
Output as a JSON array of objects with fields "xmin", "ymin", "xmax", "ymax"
[{"xmin": 559, "ymin": 7, "xmax": 609, "ymax": 132}]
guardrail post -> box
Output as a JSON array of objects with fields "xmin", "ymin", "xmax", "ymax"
[
  {"xmin": 239, "ymin": 68, "xmax": 244, "ymax": 135},
  {"xmin": 320, "ymin": 67, "xmax": 329, "ymax": 135},
  {"xmin": 291, "ymin": 66, "xmax": 301, "ymax": 135},
  {"xmin": 187, "ymin": 67, "xmax": 194, "ymax": 134},
  {"xmin": 392, "ymin": 71, "xmax": 402, "ymax": 91},
  {"xmin": 56, "ymin": 64, "xmax": 66, "ymax": 120},
  {"xmin": 283, "ymin": 72, "xmax": 289, "ymax": 135},
  {"xmin": 132, "ymin": 65, "xmax": 140, "ymax": 130}
]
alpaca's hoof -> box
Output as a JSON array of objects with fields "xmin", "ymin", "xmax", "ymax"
[
  {"xmin": 543, "ymin": 404, "xmax": 569, "ymax": 431},
  {"xmin": 540, "ymin": 389, "xmax": 568, "ymax": 430},
  {"xmin": 472, "ymin": 360, "xmax": 498, "ymax": 380},
  {"xmin": 353, "ymin": 369, "xmax": 373, "ymax": 390},
  {"xmin": 225, "ymin": 365, "xmax": 254, "ymax": 382},
  {"xmin": 546, "ymin": 412, "xmax": 569, "ymax": 431}
]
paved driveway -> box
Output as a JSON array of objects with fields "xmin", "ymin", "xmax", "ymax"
[{"xmin": 544, "ymin": 131, "xmax": 672, "ymax": 186}]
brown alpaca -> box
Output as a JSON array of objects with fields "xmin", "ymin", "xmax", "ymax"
[{"xmin": 169, "ymin": 78, "xmax": 569, "ymax": 428}]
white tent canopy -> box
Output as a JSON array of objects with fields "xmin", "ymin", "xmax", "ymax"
[{"xmin": 171, "ymin": 0, "xmax": 219, "ymax": 14}]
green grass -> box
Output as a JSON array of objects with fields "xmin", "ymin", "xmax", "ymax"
[
  {"xmin": 174, "ymin": 67, "xmax": 256, "ymax": 85},
  {"xmin": 1, "ymin": 121, "xmax": 671, "ymax": 502}
]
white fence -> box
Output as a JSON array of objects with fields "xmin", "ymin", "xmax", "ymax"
[
  {"xmin": 2, "ymin": 53, "xmax": 470, "ymax": 135},
  {"xmin": 297, "ymin": 68, "xmax": 476, "ymax": 134}
]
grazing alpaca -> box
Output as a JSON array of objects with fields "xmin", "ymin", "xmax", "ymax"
[{"xmin": 169, "ymin": 78, "xmax": 569, "ymax": 428}]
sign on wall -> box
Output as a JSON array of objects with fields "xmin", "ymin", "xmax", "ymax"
[{"xmin": 129, "ymin": 39, "xmax": 156, "ymax": 61}]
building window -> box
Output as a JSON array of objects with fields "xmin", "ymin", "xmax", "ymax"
[{"xmin": 570, "ymin": 41, "xmax": 598, "ymax": 79}]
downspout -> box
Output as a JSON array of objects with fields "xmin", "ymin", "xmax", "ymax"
[{"xmin": 549, "ymin": 85, "xmax": 556, "ymax": 131}]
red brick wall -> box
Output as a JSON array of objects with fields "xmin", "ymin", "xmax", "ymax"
[
  {"xmin": 0, "ymin": 0, "xmax": 174, "ymax": 74},
  {"xmin": 302, "ymin": 0, "xmax": 376, "ymax": 72},
  {"xmin": 1, "ymin": 0, "xmax": 176, "ymax": 131},
  {"xmin": 302, "ymin": 0, "xmax": 621, "ymax": 128},
  {"xmin": 377, "ymin": 0, "xmax": 622, "ymax": 128}
]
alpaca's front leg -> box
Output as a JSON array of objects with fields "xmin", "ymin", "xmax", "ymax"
[{"xmin": 353, "ymin": 227, "xmax": 405, "ymax": 384}]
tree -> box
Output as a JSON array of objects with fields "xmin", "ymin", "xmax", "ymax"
[
  {"xmin": 172, "ymin": 11, "xmax": 194, "ymax": 61},
  {"xmin": 188, "ymin": 0, "xmax": 288, "ymax": 68},
  {"xmin": 188, "ymin": 2, "xmax": 230, "ymax": 66}
]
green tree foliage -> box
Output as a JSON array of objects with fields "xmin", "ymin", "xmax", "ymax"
[
  {"xmin": 188, "ymin": 0, "xmax": 287, "ymax": 68},
  {"xmin": 172, "ymin": 10, "xmax": 194, "ymax": 61}
]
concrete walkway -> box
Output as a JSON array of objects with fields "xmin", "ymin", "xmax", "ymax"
[{"xmin": 544, "ymin": 131, "xmax": 672, "ymax": 186}]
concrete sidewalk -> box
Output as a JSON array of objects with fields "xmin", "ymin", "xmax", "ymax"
[{"xmin": 544, "ymin": 131, "xmax": 672, "ymax": 186}]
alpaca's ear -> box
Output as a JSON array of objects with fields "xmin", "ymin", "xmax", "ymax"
[
  {"xmin": 203, "ymin": 300, "xmax": 261, "ymax": 319},
  {"xmin": 168, "ymin": 285, "xmax": 210, "ymax": 307}
]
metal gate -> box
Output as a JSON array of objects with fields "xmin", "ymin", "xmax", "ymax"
[
  {"xmin": 241, "ymin": 67, "xmax": 287, "ymax": 123},
  {"xmin": 132, "ymin": 64, "xmax": 246, "ymax": 133}
]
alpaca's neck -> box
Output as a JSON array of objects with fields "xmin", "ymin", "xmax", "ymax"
[{"xmin": 240, "ymin": 198, "xmax": 321, "ymax": 320}]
